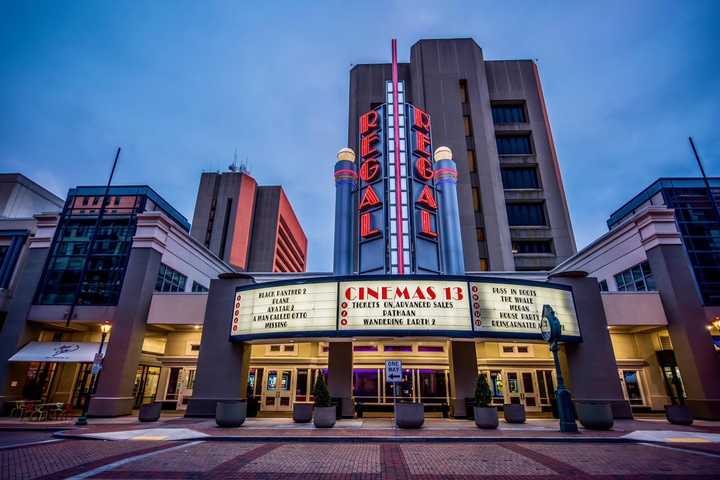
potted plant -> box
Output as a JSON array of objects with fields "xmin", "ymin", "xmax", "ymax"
[
  {"xmin": 665, "ymin": 404, "xmax": 693, "ymax": 426},
  {"xmin": 215, "ymin": 400, "xmax": 247, "ymax": 427},
  {"xmin": 312, "ymin": 375, "xmax": 335, "ymax": 428},
  {"xmin": 138, "ymin": 402, "xmax": 162, "ymax": 422},
  {"xmin": 575, "ymin": 401, "xmax": 613, "ymax": 430},
  {"xmin": 473, "ymin": 374, "xmax": 498, "ymax": 429},
  {"xmin": 293, "ymin": 402, "xmax": 314, "ymax": 423},
  {"xmin": 395, "ymin": 401, "xmax": 424, "ymax": 429},
  {"xmin": 503, "ymin": 403, "xmax": 526, "ymax": 424}
]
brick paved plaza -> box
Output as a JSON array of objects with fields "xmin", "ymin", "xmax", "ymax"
[
  {"xmin": 2, "ymin": 416, "xmax": 720, "ymax": 478},
  {"xmin": 1, "ymin": 435, "xmax": 720, "ymax": 479}
]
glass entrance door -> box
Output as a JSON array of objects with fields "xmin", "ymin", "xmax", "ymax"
[
  {"xmin": 176, "ymin": 367, "xmax": 196, "ymax": 410},
  {"xmin": 504, "ymin": 370, "xmax": 541, "ymax": 412},
  {"xmin": 262, "ymin": 369, "xmax": 293, "ymax": 411}
]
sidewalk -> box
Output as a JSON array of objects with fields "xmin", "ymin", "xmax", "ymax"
[{"xmin": 3, "ymin": 415, "xmax": 719, "ymax": 444}]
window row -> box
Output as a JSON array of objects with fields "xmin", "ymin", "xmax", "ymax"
[
  {"xmin": 155, "ymin": 264, "xmax": 187, "ymax": 292},
  {"xmin": 614, "ymin": 261, "xmax": 656, "ymax": 292}
]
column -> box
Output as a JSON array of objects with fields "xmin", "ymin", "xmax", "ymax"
[
  {"xmin": 327, "ymin": 341, "xmax": 353, "ymax": 418},
  {"xmin": 448, "ymin": 340, "xmax": 477, "ymax": 418},
  {"xmin": 645, "ymin": 243, "xmax": 720, "ymax": 419},
  {"xmin": 333, "ymin": 148, "xmax": 357, "ymax": 275},
  {"xmin": 0, "ymin": 246, "xmax": 50, "ymax": 405},
  {"xmin": 434, "ymin": 147, "xmax": 465, "ymax": 275},
  {"xmin": 548, "ymin": 274, "xmax": 632, "ymax": 418},
  {"xmin": 88, "ymin": 247, "xmax": 162, "ymax": 416},
  {"xmin": 186, "ymin": 274, "xmax": 255, "ymax": 417}
]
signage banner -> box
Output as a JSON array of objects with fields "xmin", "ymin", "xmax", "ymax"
[
  {"xmin": 338, "ymin": 280, "xmax": 470, "ymax": 332},
  {"xmin": 231, "ymin": 283, "xmax": 338, "ymax": 337},
  {"xmin": 230, "ymin": 277, "xmax": 580, "ymax": 341},
  {"xmin": 468, "ymin": 282, "xmax": 580, "ymax": 339}
]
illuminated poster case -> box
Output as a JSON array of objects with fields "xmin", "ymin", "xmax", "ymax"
[{"xmin": 229, "ymin": 276, "xmax": 581, "ymax": 342}]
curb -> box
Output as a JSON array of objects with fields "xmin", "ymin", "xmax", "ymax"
[
  {"xmin": 52, "ymin": 431, "xmax": 637, "ymax": 443},
  {"xmin": 0, "ymin": 425, "xmax": 76, "ymax": 432}
]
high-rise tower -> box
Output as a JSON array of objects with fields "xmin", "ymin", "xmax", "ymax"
[{"xmin": 348, "ymin": 39, "xmax": 576, "ymax": 272}]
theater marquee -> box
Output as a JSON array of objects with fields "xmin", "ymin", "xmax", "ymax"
[{"xmin": 229, "ymin": 276, "xmax": 581, "ymax": 342}]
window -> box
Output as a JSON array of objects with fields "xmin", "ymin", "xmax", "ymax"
[
  {"xmin": 599, "ymin": 280, "xmax": 609, "ymax": 292},
  {"xmin": 353, "ymin": 345, "xmax": 379, "ymax": 352},
  {"xmin": 36, "ymin": 217, "xmax": 137, "ymax": 305},
  {"xmin": 479, "ymin": 259, "xmax": 489, "ymax": 271},
  {"xmin": 472, "ymin": 188, "xmax": 481, "ymax": 212},
  {"xmin": 492, "ymin": 103, "xmax": 527, "ymax": 124},
  {"xmin": 501, "ymin": 167, "xmax": 539, "ymax": 189},
  {"xmin": 384, "ymin": 345, "xmax": 412, "ymax": 352},
  {"xmin": 614, "ymin": 261, "xmax": 656, "ymax": 292},
  {"xmin": 496, "ymin": 135, "xmax": 532, "ymax": 155},
  {"xmin": 191, "ymin": 281, "xmax": 208, "ymax": 293},
  {"xmin": 512, "ymin": 240, "xmax": 553, "ymax": 254},
  {"xmin": 476, "ymin": 227, "xmax": 485, "ymax": 241},
  {"xmin": 463, "ymin": 116, "xmax": 473, "ymax": 136},
  {"xmin": 467, "ymin": 150, "xmax": 477, "ymax": 172},
  {"xmin": 459, "ymin": 79, "xmax": 469, "ymax": 104},
  {"xmin": 506, "ymin": 202, "xmax": 547, "ymax": 226},
  {"xmin": 155, "ymin": 264, "xmax": 187, "ymax": 292},
  {"xmin": 499, "ymin": 343, "xmax": 534, "ymax": 357},
  {"xmin": 418, "ymin": 345, "xmax": 444, "ymax": 353}
]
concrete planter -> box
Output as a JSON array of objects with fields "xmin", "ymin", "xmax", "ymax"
[
  {"xmin": 138, "ymin": 402, "xmax": 162, "ymax": 422},
  {"xmin": 293, "ymin": 402, "xmax": 314, "ymax": 423},
  {"xmin": 215, "ymin": 401, "xmax": 247, "ymax": 428},
  {"xmin": 503, "ymin": 404, "xmax": 526, "ymax": 424},
  {"xmin": 575, "ymin": 402, "xmax": 613, "ymax": 430},
  {"xmin": 313, "ymin": 405, "xmax": 336, "ymax": 428},
  {"xmin": 395, "ymin": 402, "xmax": 424, "ymax": 429},
  {"xmin": 473, "ymin": 406, "xmax": 499, "ymax": 429},
  {"xmin": 665, "ymin": 404, "xmax": 693, "ymax": 426}
]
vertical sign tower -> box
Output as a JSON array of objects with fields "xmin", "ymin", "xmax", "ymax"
[{"xmin": 335, "ymin": 39, "xmax": 464, "ymax": 276}]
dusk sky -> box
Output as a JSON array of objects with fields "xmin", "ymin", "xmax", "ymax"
[{"xmin": 1, "ymin": 1, "xmax": 718, "ymax": 271}]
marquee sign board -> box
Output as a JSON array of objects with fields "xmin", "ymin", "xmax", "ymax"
[
  {"xmin": 468, "ymin": 282, "xmax": 580, "ymax": 339},
  {"xmin": 229, "ymin": 276, "xmax": 581, "ymax": 342},
  {"xmin": 231, "ymin": 283, "xmax": 338, "ymax": 337},
  {"xmin": 338, "ymin": 280, "xmax": 470, "ymax": 333}
]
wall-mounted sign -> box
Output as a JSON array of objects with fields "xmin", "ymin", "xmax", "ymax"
[{"xmin": 229, "ymin": 276, "xmax": 580, "ymax": 342}]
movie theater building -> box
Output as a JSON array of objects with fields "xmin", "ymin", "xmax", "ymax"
[{"xmin": 183, "ymin": 40, "xmax": 639, "ymax": 421}]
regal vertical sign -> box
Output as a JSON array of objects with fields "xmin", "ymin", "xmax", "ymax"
[{"xmin": 356, "ymin": 83, "xmax": 442, "ymax": 275}]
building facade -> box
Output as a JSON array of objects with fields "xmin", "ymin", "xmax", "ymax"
[
  {"xmin": 348, "ymin": 39, "xmax": 576, "ymax": 273},
  {"xmin": 191, "ymin": 170, "xmax": 308, "ymax": 273},
  {"xmin": 553, "ymin": 178, "xmax": 720, "ymax": 419},
  {"xmin": 0, "ymin": 185, "xmax": 232, "ymax": 416}
]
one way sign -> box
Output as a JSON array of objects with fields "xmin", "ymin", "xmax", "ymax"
[{"xmin": 385, "ymin": 360, "xmax": 402, "ymax": 383}]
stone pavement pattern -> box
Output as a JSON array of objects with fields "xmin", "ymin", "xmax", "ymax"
[{"xmin": 2, "ymin": 439, "xmax": 720, "ymax": 479}]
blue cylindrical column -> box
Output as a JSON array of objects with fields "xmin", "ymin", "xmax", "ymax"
[
  {"xmin": 333, "ymin": 148, "xmax": 357, "ymax": 275},
  {"xmin": 434, "ymin": 146, "xmax": 465, "ymax": 275}
]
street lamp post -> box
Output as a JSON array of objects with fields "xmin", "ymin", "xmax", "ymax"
[
  {"xmin": 76, "ymin": 322, "xmax": 111, "ymax": 426},
  {"xmin": 540, "ymin": 304, "xmax": 578, "ymax": 433}
]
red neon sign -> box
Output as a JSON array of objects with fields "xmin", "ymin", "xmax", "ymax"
[
  {"xmin": 360, "ymin": 212, "xmax": 381, "ymax": 238},
  {"xmin": 419, "ymin": 210, "xmax": 438, "ymax": 238},
  {"xmin": 359, "ymin": 186, "xmax": 381, "ymax": 211},
  {"xmin": 413, "ymin": 107, "xmax": 431, "ymax": 132},
  {"xmin": 359, "ymin": 159, "xmax": 380, "ymax": 182},
  {"xmin": 417, "ymin": 184, "xmax": 438, "ymax": 210},
  {"xmin": 361, "ymin": 132, "xmax": 380, "ymax": 159},
  {"xmin": 360, "ymin": 110, "xmax": 379, "ymax": 135}
]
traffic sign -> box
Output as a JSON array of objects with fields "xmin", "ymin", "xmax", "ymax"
[{"xmin": 385, "ymin": 360, "xmax": 402, "ymax": 383}]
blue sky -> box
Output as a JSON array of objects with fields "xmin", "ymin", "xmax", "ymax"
[{"xmin": 1, "ymin": 1, "xmax": 718, "ymax": 270}]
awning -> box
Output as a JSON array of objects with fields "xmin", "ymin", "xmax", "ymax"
[{"xmin": 8, "ymin": 341, "xmax": 107, "ymax": 363}]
